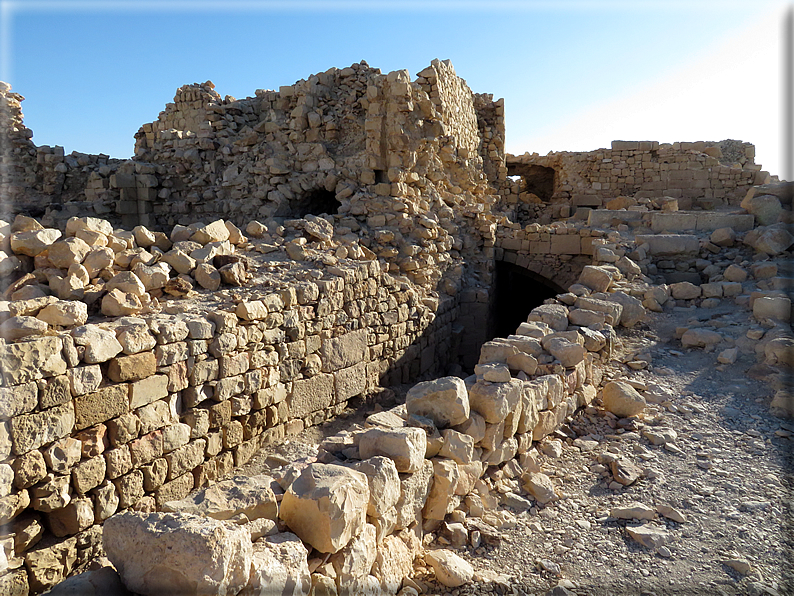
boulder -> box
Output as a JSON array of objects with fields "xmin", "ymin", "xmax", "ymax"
[
  {"xmin": 190, "ymin": 220, "xmax": 230, "ymax": 245},
  {"xmin": 405, "ymin": 377, "xmax": 470, "ymax": 428},
  {"xmin": 372, "ymin": 535, "xmax": 413, "ymax": 594},
  {"xmin": 670, "ymin": 282, "xmax": 700, "ymax": 300},
  {"xmin": 10, "ymin": 229, "xmax": 62, "ymax": 256},
  {"xmin": 751, "ymin": 225, "xmax": 794, "ymax": 255},
  {"xmin": 577, "ymin": 265, "xmax": 614, "ymax": 293},
  {"xmin": 37, "ymin": 301, "xmax": 88, "ymax": 327},
  {"xmin": 278, "ymin": 464, "xmax": 369, "ymax": 554},
  {"xmin": 47, "ymin": 237, "xmax": 91, "ymax": 269},
  {"xmin": 103, "ymin": 511, "xmax": 252, "ymax": 596},
  {"xmin": 244, "ymin": 532, "xmax": 311, "ymax": 596},
  {"xmin": 194, "ymin": 263, "xmax": 221, "ymax": 290},
  {"xmin": 741, "ymin": 193, "xmax": 782, "ymax": 226},
  {"xmin": 601, "ymin": 381, "xmax": 646, "ymax": 417},
  {"xmin": 423, "ymin": 459, "xmax": 460, "ymax": 520},
  {"xmin": 163, "ymin": 475, "xmax": 278, "ymax": 522},
  {"xmin": 346, "ymin": 457, "xmax": 400, "ymax": 518},
  {"xmin": 0, "ymin": 316, "xmax": 48, "ymax": 341},
  {"xmin": 329, "ymin": 523, "xmax": 377, "ymax": 593},
  {"xmin": 753, "ymin": 296, "xmax": 791, "ymax": 322},
  {"xmin": 425, "ymin": 549, "xmax": 474, "ymax": 588},
  {"xmin": 358, "ymin": 427, "xmax": 426, "ymax": 473},
  {"xmin": 543, "ymin": 337, "xmax": 586, "ymax": 368},
  {"xmin": 521, "ymin": 472, "xmax": 557, "ymax": 504},
  {"xmin": 681, "ymin": 328, "xmax": 723, "ymax": 348},
  {"xmin": 527, "ymin": 304, "xmax": 568, "ymax": 331},
  {"xmin": 467, "ymin": 379, "xmax": 520, "ymax": 424}
]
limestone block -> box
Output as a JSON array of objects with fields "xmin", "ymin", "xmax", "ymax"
[
  {"xmin": 478, "ymin": 340, "xmax": 519, "ymax": 365},
  {"xmin": 44, "ymin": 437, "xmax": 82, "ymax": 474},
  {"xmin": 0, "ymin": 335, "xmax": 65, "ymax": 386},
  {"xmin": 467, "ymin": 379, "xmax": 520, "ymax": 424},
  {"xmin": 72, "ymin": 325, "xmax": 123, "ymax": 363},
  {"xmin": 329, "ymin": 523, "xmax": 377, "ymax": 592},
  {"xmin": 680, "ymin": 328, "xmax": 722, "ymax": 348},
  {"xmin": 741, "ymin": 193, "xmax": 782, "ymax": 225},
  {"xmin": 527, "ymin": 303, "xmax": 568, "ymax": 331},
  {"xmin": 405, "ymin": 376, "xmax": 470, "ymax": 428},
  {"xmin": 129, "ymin": 374, "xmax": 169, "ymax": 409},
  {"xmin": 754, "ymin": 296, "xmax": 791, "ymax": 322},
  {"xmin": 194, "ymin": 263, "xmax": 221, "ymax": 290},
  {"xmin": 218, "ymin": 262, "xmax": 246, "ymax": 286},
  {"xmin": 573, "ymin": 296, "xmax": 623, "ymax": 325},
  {"xmin": 543, "ymin": 337, "xmax": 586, "ymax": 368},
  {"xmin": 74, "ymin": 385, "xmax": 128, "ymax": 430},
  {"xmin": 12, "ymin": 450, "xmax": 46, "ymax": 489},
  {"xmin": 165, "ymin": 439, "xmax": 205, "ymax": 480},
  {"xmin": 163, "ymin": 474, "xmax": 278, "ymax": 522},
  {"xmin": 0, "ymin": 380, "xmax": 37, "ymax": 418},
  {"xmin": 66, "ymin": 216, "xmax": 113, "ymax": 237},
  {"xmin": 635, "ymin": 234, "xmax": 699, "ymax": 256},
  {"xmin": 425, "ymin": 549, "xmax": 474, "ymax": 588},
  {"xmin": 48, "ymin": 237, "xmax": 91, "ymax": 269},
  {"xmin": 289, "ymin": 373, "xmax": 333, "ymax": 419},
  {"xmin": 82, "ymin": 247, "xmax": 115, "ymax": 276},
  {"xmin": 10, "ymin": 403, "xmax": 74, "ymax": 455},
  {"xmin": 10, "ymin": 228, "xmax": 62, "ymax": 256},
  {"xmin": 372, "ymin": 534, "xmax": 413, "ymax": 594},
  {"xmin": 710, "ymin": 227, "xmax": 736, "ymax": 247},
  {"xmin": 333, "ymin": 362, "xmax": 367, "ymax": 401},
  {"xmin": 568, "ymin": 308, "xmax": 606, "ymax": 327},
  {"xmin": 279, "ymin": 463, "xmax": 369, "ymax": 554},
  {"xmin": 246, "ymin": 532, "xmax": 311, "ymax": 596},
  {"xmin": 423, "ymin": 458, "xmax": 460, "ymax": 520},
  {"xmin": 107, "ymin": 352, "xmax": 156, "ymax": 383},
  {"xmin": 190, "ymin": 220, "xmax": 230, "ymax": 245},
  {"xmin": 0, "ymin": 316, "xmax": 48, "ymax": 341},
  {"xmin": 452, "ymin": 411, "xmax": 486, "ymax": 444},
  {"xmin": 598, "ymin": 291, "xmax": 646, "ymax": 328},
  {"xmin": 103, "ymin": 511, "xmax": 253, "ymax": 596},
  {"xmin": 752, "ymin": 226, "xmax": 793, "ymax": 255},
  {"xmin": 37, "ymin": 300, "xmax": 88, "ymax": 327},
  {"xmin": 133, "ymin": 262, "xmax": 170, "ymax": 291},
  {"xmin": 102, "ymin": 289, "xmax": 143, "ymax": 317},
  {"xmin": 602, "ymin": 381, "xmax": 646, "ymax": 418},
  {"xmin": 24, "ymin": 536, "xmax": 76, "ymax": 593},
  {"xmin": 30, "ymin": 474, "xmax": 71, "ymax": 512},
  {"xmin": 521, "ymin": 471, "xmax": 557, "ymax": 504},
  {"xmin": 347, "ymin": 456, "xmax": 400, "ymax": 518},
  {"xmin": 577, "ymin": 265, "xmax": 614, "ymax": 293},
  {"xmin": 358, "ymin": 427, "xmax": 426, "ymax": 473},
  {"xmin": 320, "ymin": 330, "xmax": 368, "ymax": 372},
  {"xmin": 48, "ymin": 496, "xmax": 94, "ymax": 537},
  {"xmin": 162, "ymin": 249, "xmax": 196, "ymax": 275},
  {"xmin": 439, "ymin": 429, "xmax": 475, "ymax": 464},
  {"xmin": 764, "ymin": 337, "xmax": 794, "ymax": 367},
  {"xmin": 670, "ymin": 281, "xmax": 701, "ymax": 300},
  {"xmin": 116, "ymin": 322, "xmax": 156, "ymax": 355}
]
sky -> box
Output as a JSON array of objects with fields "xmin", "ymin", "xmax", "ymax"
[{"xmin": 1, "ymin": 0, "xmax": 791, "ymax": 180}]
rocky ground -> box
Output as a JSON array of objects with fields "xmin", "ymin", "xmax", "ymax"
[{"xmin": 239, "ymin": 302, "xmax": 793, "ymax": 596}]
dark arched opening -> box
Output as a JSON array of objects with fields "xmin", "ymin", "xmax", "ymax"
[
  {"xmin": 288, "ymin": 188, "xmax": 341, "ymax": 218},
  {"xmin": 491, "ymin": 260, "xmax": 565, "ymax": 339}
]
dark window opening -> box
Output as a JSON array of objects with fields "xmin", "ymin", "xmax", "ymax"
[
  {"xmin": 374, "ymin": 169, "xmax": 388, "ymax": 184},
  {"xmin": 506, "ymin": 164, "xmax": 556, "ymax": 202},
  {"xmin": 288, "ymin": 188, "xmax": 341, "ymax": 218},
  {"xmin": 490, "ymin": 261, "xmax": 565, "ymax": 340}
]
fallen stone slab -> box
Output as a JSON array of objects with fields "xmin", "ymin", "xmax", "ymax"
[
  {"xmin": 425, "ymin": 549, "xmax": 474, "ymax": 588},
  {"xmin": 405, "ymin": 376, "xmax": 470, "ymax": 428},
  {"xmin": 279, "ymin": 463, "xmax": 369, "ymax": 554},
  {"xmin": 103, "ymin": 511, "xmax": 252, "ymax": 596}
]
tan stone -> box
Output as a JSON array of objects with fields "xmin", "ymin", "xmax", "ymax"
[
  {"xmin": 425, "ymin": 549, "xmax": 474, "ymax": 588},
  {"xmin": 163, "ymin": 474, "xmax": 278, "ymax": 522},
  {"xmin": 358, "ymin": 427, "xmax": 426, "ymax": 473},
  {"xmin": 602, "ymin": 381, "xmax": 646, "ymax": 418}
]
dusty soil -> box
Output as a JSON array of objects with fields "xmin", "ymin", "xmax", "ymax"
[{"xmin": 237, "ymin": 303, "xmax": 794, "ymax": 596}]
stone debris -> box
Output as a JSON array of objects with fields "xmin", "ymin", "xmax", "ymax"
[{"xmin": 0, "ymin": 60, "xmax": 790, "ymax": 596}]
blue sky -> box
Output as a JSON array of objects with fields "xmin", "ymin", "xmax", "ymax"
[{"xmin": 2, "ymin": 1, "xmax": 790, "ymax": 179}]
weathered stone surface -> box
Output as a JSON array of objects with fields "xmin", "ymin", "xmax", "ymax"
[
  {"xmin": 103, "ymin": 511, "xmax": 253, "ymax": 596},
  {"xmin": 74, "ymin": 385, "xmax": 128, "ymax": 430},
  {"xmin": 425, "ymin": 549, "xmax": 474, "ymax": 588},
  {"xmin": 602, "ymin": 381, "xmax": 646, "ymax": 418},
  {"xmin": 47, "ymin": 236, "xmax": 91, "ymax": 269},
  {"xmin": 129, "ymin": 374, "xmax": 169, "ymax": 409},
  {"xmin": 358, "ymin": 427, "xmax": 426, "ymax": 473},
  {"xmin": 468, "ymin": 379, "xmax": 520, "ymax": 424},
  {"xmin": 289, "ymin": 373, "xmax": 333, "ymax": 419},
  {"xmin": 72, "ymin": 325, "xmax": 123, "ymax": 364},
  {"xmin": 279, "ymin": 463, "xmax": 369, "ymax": 554},
  {"xmin": 753, "ymin": 296, "xmax": 791, "ymax": 322},
  {"xmin": 24, "ymin": 536, "xmax": 76, "ymax": 592},
  {"xmin": 245, "ymin": 532, "xmax": 311, "ymax": 596},
  {"xmin": 521, "ymin": 472, "xmax": 557, "ymax": 504},
  {"xmin": 329, "ymin": 523, "xmax": 376, "ymax": 592},
  {"xmin": 67, "ymin": 364, "xmax": 102, "ymax": 396},
  {"xmin": 320, "ymin": 330, "xmax": 368, "ymax": 373},
  {"xmin": 741, "ymin": 193, "xmax": 782, "ymax": 226},
  {"xmin": 0, "ymin": 380, "xmax": 37, "ymax": 418},
  {"xmin": 611, "ymin": 502, "xmax": 655, "ymax": 520},
  {"xmin": 190, "ymin": 220, "xmax": 230, "ymax": 245},
  {"xmin": 11, "ymin": 403, "xmax": 75, "ymax": 455},
  {"xmin": 10, "ymin": 228, "xmax": 62, "ymax": 256},
  {"xmin": 108, "ymin": 352, "xmax": 156, "ymax": 383},
  {"xmin": 405, "ymin": 376, "xmax": 470, "ymax": 428},
  {"xmin": 423, "ymin": 458, "xmax": 460, "ymax": 520},
  {"xmin": 0, "ymin": 315, "xmax": 49, "ymax": 341},
  {"xmin": 681, "ymin": 328, "xmax": 723, "ymax": 348},
  {"xmin": 163, "ymin": 474, "xmax": 278, "ymax": 522},
  {"xmin": 48, "ymin": 496, "xmax": 94, "ymax": 537},
  {"xmin": 372, "ymin": 534, "xmax": 413, "ymax": 594},
  {"xmin": 626, "ymin": 524, "xmax": 670, "ymax": 548},
  {"xmin": 752, "ymin": 225, "xmax": 793, "ymax": 255},
  {"xmin": 37, "ymin": 300, "xmax": 88, "ymax": 327},
  {"xmin": 0, "ymin": 336, "xmax": 65, "ymax": 386},
  {"xmin": 347, "ymin": 456, "xmax": 400, "ymax": 518},
  {"xmin": 577, "ymin": 265, "xmax": 614, "ymax": 292},
  {"xmin": 527, "ymin": 303, "xmax": 568, "ymax": 331}
]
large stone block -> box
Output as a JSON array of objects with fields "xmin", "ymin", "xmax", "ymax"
[
  {"xmin": 347, "ymin": 456, "xmax": 400, "ymax": 518},
  {"xmin": 10, "ymin": 403, "xmax": 75, "ymax": 455},
  {"xmin": 467, "ymin": 379, "xmax": 520, "ymax": 424},
  {"xmin": 358, "ymin": 427, "xmax": 426, "ymax": 473},
  {"xmin": 333, "ymin": 362, "xmax": 367, "ymax": 401},
  {"xmin": 279, "ymin": 463, "xmax": 369, "ymax": 554},
  {"xmin": 0, "ymin": 336, "xmax": 65, "ymax": 386},
  {"xmin": 406, "ymin": 376, "xmax": 470, "ymax": 428},
  {"xmin": 602, "ymin": 381, "xmax": 646, "ymax": 418},
  {"xmin": 289, "ymin": 373, "xmax": 333, "ymax": 419},
  {"xmin": 320, "ymin": 330, "xmax": 368, "ymax": 372},
  {"xmin": 635, "ymin": 234, "xmax": 699, "ymax": 256},
  {"xmin": 394, "ymin": 458, "xmax": 433, "ymax": 530},
  {"xmin": 103, "ymin": 511, "xmax": 252, "ymax": 596},
  {"xmin": 246, "ymin": 532, "xmax": 311, "ymax": 596},
  {"xmin": 74, "ymin": 385, "xmax": 128, "ymax": 431}
]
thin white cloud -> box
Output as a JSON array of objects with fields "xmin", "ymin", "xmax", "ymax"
[{"xmin": 509, "ymin": 5, "xmax": 788, "ymax": 179}]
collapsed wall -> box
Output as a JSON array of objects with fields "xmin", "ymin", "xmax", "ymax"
[{"xmin": 0, "ymin": 58, "xmax": 792, "ymax": 595}]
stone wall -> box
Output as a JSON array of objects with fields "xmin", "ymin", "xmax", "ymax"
[{"xmin": 505, "ymin": 140, "xmax": 772, "ymax": 212}]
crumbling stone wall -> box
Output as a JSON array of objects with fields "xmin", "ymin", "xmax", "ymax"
[{"xmin": 505, "ymin": 140, "xmax": 771, "ymax": 215}]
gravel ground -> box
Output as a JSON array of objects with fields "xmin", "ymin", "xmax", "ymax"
[{"xmin": 238, "ymin": 302, "xmax": 794, "ymax": 596}]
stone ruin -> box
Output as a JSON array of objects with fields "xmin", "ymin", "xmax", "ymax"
[{"xmin": 0, "ymin": 59, "xmax": 791, "ymax": 595}]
